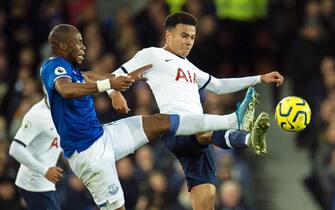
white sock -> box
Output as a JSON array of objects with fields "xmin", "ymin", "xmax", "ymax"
[
  {"xmin": 175, "ymin": 113, "xmax": 238, "ymax": 135},
  {"xmin": 245, "ymin": 133, "xmax": 251, "ymax": 147}
]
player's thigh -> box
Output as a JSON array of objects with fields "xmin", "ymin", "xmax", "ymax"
[
  {"xmin": 162, "ymin": 135, "xmax": 207, "ymax": 156},
  {"xmin": 104, "ymin": 116, "xmax": 149, "ymax": 160},
  {"xmin": 19, "ymin": 188, "xmax": 60, "ymax": 210},
  {"xmin": 171, "ymin": 143, "xmax": 217, "ymax": 191},
  {"xmin": 190, "ymin": 183, "xmax": 216, "ymax": 210},
  {"xmin": 68, "ymin": 138, "xmax": 124, "ymax": 207}
]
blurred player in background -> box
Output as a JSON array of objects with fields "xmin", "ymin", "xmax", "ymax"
[
  {"xmin": 9, "ymin": 98, "xmax": 63, "ymax": 210},
  {"xmin": 40, "ymin": 24, "xmax": 270, "ymax": 210},
  {"xmin": 110, "ymin": 12, "xmax": 284, "ymax": 210}
]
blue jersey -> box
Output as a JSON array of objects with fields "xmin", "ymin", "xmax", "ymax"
[{"xmin": 40, "ymin": 57, "xmax": 103, "ymax": 157}]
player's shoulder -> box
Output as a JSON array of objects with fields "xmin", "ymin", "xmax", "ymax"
[
  {"xmin": 43, "ymin": 57, "xmax": 70, "ymax": 67},
  {"xmin": 139, "ymin": 47, "xmax": 165, "ymax": 56},
  {"xmin": 24, "ymin": 100, "xmax": 50, "ymax": 122},
  {"xmin": 185, "ymin": 58, "xmax": 201, "ymax": 70},
  {"xmin": 41, "ymin": 57, "xmax": 71, "ymax": 74},
  {"xmin": 41, "ymin": 57, "xmax": 74, "ymax": 80}
]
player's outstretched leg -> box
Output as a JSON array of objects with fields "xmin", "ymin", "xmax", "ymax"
[
  {"xmin": 236, "ymin": 87, "xmax": 259, "ymax": 132},
  {"xmin": 247, "ymin": 112, "xmax": 270, "ymax": 155}
]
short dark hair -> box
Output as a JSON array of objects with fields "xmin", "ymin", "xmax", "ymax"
[
  {"xmin": 164, "ymin": 12, "xmax": 197, "ymax": 30},
  {"xmin": 48, "ymin": 24, "xmax": 78, "ymax": 45}
]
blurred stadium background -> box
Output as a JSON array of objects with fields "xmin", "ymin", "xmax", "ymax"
[{"xmin": 0, "ymin": 0, "xmax": 335, "ymax": 210}]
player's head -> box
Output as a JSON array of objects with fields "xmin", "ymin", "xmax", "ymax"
[
  {"xmin": 164, "ymin": 12, "xmax": 197, "ymax": 57},
  {"xmin": 48, "ymin": 24, "xmax": 86, "ymax": 65}
]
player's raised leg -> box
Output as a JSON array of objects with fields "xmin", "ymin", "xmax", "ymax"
[
  {"xmin": 247, "ymin": 112, "xmax": 270, "ymax": 155},
  {"xmin": 198, "ymin": 87, "xmax": 258, "ymax": 150},
  {"xmin": 195, "ymin": 112, "xmax": 270, "ymax": 155},
  {"xmin": 236, "ymin": 86, "xmax": 258, "ymax": 132},
  {"xmin": 141, "ymin": 113, "xmax": 245, "ymax": 141}
]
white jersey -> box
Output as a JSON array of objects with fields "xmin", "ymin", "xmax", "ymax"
[
  {"xmin": 120, "ymin": 47, "xmax": 209, "ymax": 114},
  {"xmin": 14, "ymin": 100, "xmax": 61, "ymax": 192},
  {"xmin": 115, "ymin": 47, "xmax": 261, "ymax": 114}
]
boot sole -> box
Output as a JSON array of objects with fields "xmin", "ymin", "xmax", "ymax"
[{"xmin": 251, "ymin": 112, "xmax": 270, "ymax": 155}]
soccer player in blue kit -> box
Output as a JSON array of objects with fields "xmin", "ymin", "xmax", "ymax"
[
  {"xmin": 110, "ymin": 12, "xmax": 284, "ymax": 210},
  {"xmin": 40, "ymin": 24, "xmax": 273, "ymax": 210}
]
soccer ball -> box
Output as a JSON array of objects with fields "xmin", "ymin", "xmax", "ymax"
[{"xmin": 275, "ymin": 96, "xmax": 311, "ymax": 132}]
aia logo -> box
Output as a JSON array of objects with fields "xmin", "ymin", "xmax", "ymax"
[
  {"xmin": 175, "ymin": 68, "xmax": 197, "ymax": 84},
  {"xmin": 49, "ymin": 137, "xmax": 59, "ymax": 149}
]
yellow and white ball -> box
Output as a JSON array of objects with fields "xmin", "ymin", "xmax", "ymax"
[{"xmin": 275, "ymin": 96, "xmax": 311, "ymax": 132}]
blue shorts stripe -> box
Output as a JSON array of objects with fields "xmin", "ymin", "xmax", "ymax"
[{"xmin": 168, "ymin": 114, "xmax": 180, "ymax": 135}]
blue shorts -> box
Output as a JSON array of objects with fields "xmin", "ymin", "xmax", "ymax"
[
  {"xmin": 19, "ymin": 188, "xmax": 60, "ymax": 210},
  {"xmin": 161, "ymin": 134, "xmax": 217, "ymax": 191}
]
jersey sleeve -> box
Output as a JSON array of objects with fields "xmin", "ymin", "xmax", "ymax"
[
  {"xmin": 193, "ymin": 64, "xmax": 261, "ymax": 93},
  {"xmin": 204, "ymin": 75, "xmax": 261, "ymax": 94},
  {"xmin": 192, "ymin": 65, "xmax": 212, "ymax": 89},
  {"xmin": 45, "ymin": 60, "xmax": 72, "ymax": 90},
  {"xmin": 14, "ymin": 111, "xmax": 43, "ymax": 146},
  {"xmin": 9, "ymin": 141, "xmax": 49, "ymax": 175},
  {"xmin": 114, "ymin": 49, "xmax": 152, "ymax": 75}
]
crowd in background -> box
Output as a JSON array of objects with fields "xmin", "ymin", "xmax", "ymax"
[{"xmin": 0, "ymin": 0, "xmax": 335, "ymax": 210}]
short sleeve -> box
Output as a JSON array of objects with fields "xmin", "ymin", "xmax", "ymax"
[
  {"xmin": 121, "ymin": 49, "xmax": 152, "ymax": 74},
  {"xmin": 14, "ymin": 111, "xmax": 43, "ymax": 146},
  {"xmin": 45, "ymin": 59, "xmax": 72, "ymax": 90},
  {"xmin": 192, "ymin": 64, "xmax": 211, "ymax": 89}
]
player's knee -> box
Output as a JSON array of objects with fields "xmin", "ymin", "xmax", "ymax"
[
  {"xmin": 142, "ymin": 114, "xmax": 170, "ymax": 140},
  {"xmin": 200, "ymin": 192, "xmax": 215, "ymax": 210},
  {"xmin": 192, "ymin": 184, "xmax": 216, "ymax": 210},
  {"xmin": 203, "ymin": 189, "xmax": 215, "ymax": 203},
  {"xmin": 194, "ymin": 195, "xmax": 215, "ymax": 210}
]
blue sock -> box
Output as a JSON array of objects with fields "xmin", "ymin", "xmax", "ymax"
[
  {"xmin": 212, "ymin": 129, "xmax": 249, "ymax": 149},
  {"xmin": 168, "ymin": 114, "xmax": 180, "ymax": 135},
  {"xmin": 212, "ymin": 130, "xmax": 230, "ymax": 149}
]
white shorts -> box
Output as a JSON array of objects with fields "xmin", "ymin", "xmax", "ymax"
[{"xmin": 68, "ymin": 116, "xmax": 148, "ymax": 209}]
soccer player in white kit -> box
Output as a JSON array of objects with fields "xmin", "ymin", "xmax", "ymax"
[
  {"xmin": 110, "ymin": 12, "xmax": 284, "ymax": 210},
  {"xmin": 9, "ymin": 98, "xmax": 63, "ymax": 210},
  {"xmin": 39, "ymin": 24, "xmax": 272, "ymax": 210}
]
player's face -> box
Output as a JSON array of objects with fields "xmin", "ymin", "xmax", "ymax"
[
  {"xmin": 166, "ymin": 24, "xmax": 196, "ymax": 57},
  {"xmin": 67, "ymin": 32, "xmax": 86, "ymax": 65}
]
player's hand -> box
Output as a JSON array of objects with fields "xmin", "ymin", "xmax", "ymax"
[
  {"xmin": 110, "ymin": 91, "xmax": 130, "ymax": 114},
  {"xmin": 109, "ymin": 76, "xmax": 134, "ymax": 92},
  {"xmin": 261, "ymin": 71, "xmax": 284, "ymax": 87},
  {"xmin": 128, "ymin": 64, "xmax": 153, "ymax": 81},
  {"xmin": 45, "ymin": 166, "xmax": 63, "ymax": 183}
]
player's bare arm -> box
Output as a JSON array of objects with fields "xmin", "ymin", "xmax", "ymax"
[
  {"xmin": 55, "ymin": 76, "xmax": 134, "ymax": 98},
  {"xmin": 109, "ymin": 64, "xmax": 153, "ymax": 114},
  {"xmin": 110, "ymin": 91, "xmax": 130, "ymax": 114},
  {"xmin": 84, "ymin": 64, "xmax": 152, "ymax": 83},
  {"xmin": 127, "ymin": 64, "xmax": 152, "ymax": 81},
  {"xmin": 82, "ymin": 71, "xmax": 115, "ymax": 83},
  {"xmin": 55, "ymin": 63, "xmax": 152, "ymax": 98}
]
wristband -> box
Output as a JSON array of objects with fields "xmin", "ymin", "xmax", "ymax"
[
  {"xmin": 106, "ymin": 89, "xmax": 114, "ymax": 96},
  {"xmin": 97, "ymin": 79, "xmax": 111, "ymax": 92}
]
